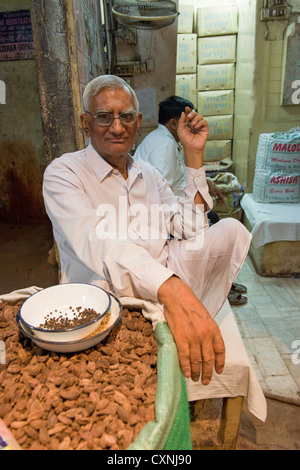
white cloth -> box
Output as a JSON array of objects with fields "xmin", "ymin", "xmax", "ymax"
[
  {"xmin": 1, "ymin": 287, "xmax": 266, "ymax": 422},
  {"xmin": 0, "ymin": 286, "xmax": 43, "ymax": 302},
  {"xmin": 135, "ymin": 124, "xmax": 186, "ymax": 196},
  {"xmin": 241, "ymin": 193, "xmax": 300, "ymax": 248},
  {"xmin": 186, "ymin": 299, "xmax": 267, "ymax": 422}
]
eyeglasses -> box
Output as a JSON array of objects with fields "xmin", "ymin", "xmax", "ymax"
[{"xmin": 85, "ymin": 111, "xmax": 138, "ymax": 127}]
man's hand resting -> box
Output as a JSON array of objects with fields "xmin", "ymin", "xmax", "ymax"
[{"xmin": 158, "ymin": 276, "xmax": 225, "ymax": 384}]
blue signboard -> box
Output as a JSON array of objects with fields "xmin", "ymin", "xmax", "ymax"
[{"xmin": 0, "ymin": 10, "xmax": 34, "ymax": 61}]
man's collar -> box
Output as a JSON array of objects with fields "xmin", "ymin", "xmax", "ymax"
[
  {"xmin": 86, "ymin": 144, "xmax": 143, "ymax": 182},
  {"xmin": 158, "ymin": 123, "xmax": 173, "ymax": 137},
  {"xmin": 158, "ymin": 123, "xmax": 179, "ymax": 144},
  {"xmin": 158, "ymin": 124, "xmax": 182, "ymax": 152}
]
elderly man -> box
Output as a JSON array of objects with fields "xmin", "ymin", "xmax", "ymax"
[{"xmin": 43, "ymin": 75, "xmax": 251, "ymax": 386}]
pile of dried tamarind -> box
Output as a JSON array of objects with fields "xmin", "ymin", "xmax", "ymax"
[{"xmin": 0, "ymin": 301, "xmax": 158, "ymax": 450}]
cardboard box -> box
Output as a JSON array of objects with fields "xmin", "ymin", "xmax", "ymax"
[
  {"xmin": 203, "ymin": 140, "xmax": 232, "ymax": 162},
  {"xmin": 197, "ymin": 63, "xmax": 235, "ymax": 91},
  {"xmin": 196, "ymin": 6, "xmax": 238, "ymax": 37},
  {"xmin": 176, "ymin": 34, "xmax": 197, "ymax": 73},
  {"xmin": 198, "ymin": 35, "xmax": 236, "ymax": 65},
  {"xmin": 206, "ymin": 115, "xmax": 233, "ymax": 140},
  {"xmin": 198, "ymin": 89, "xmax": 234, "ymax": 116},
  {"xmin": 176, "ymin": 74, "xmax": 197, "ymax": 107},
  {"xmin": 178, "ymin": 4, "xmax": 194, "ymax": 34}
]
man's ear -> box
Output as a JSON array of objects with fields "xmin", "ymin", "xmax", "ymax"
[
  {"xmin": 136, "ymin": 112, "xmax": 143, "ymax": 135},
  {"xmin": 165, "ymin": 118, "xmax": 180, "ymax": 142},
  {"xmin": 80, "ymin": 114, "xmax": 91, "ymax": 137},
  {"xmin": 170, "ymin": 118, "xmax": 178, "ymax": 130}
]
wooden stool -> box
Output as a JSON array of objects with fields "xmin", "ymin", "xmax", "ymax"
[{"xmin": 190, "ymin": 396, "xmax": 244, "ymax": 450}]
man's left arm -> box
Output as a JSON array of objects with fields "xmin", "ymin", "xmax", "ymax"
[
  {"xmin": 206, "ymin": 178, "xmax": 225, "ymax": 205},
  {"xmin": 177, "ymin": 108, "xmax": 211, "ymax": 211}
]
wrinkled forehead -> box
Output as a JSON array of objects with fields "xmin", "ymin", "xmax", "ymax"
[{"xmin": 91, "ymin": 85, "xmax": 138, "ymax": 112}]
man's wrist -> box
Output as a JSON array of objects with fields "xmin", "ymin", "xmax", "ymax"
[
  {"xmin": 184, "ymin": 149, "xmax": 204, "ymax": 170},
  {"xmin": 157, "ymin": 275, "xmax": 182, "ymax": 304}
]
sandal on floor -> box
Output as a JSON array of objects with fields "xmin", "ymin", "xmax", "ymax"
[
  {"xmin": 230, "ymin": 282, "xmax": 247, "ymax": 294},
  {"xmin": 228, "ymin": 293, "xmax": 247, "ymax": 306}
]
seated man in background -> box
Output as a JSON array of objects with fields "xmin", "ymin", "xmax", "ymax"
[
  {"xmin": 135, "ymin": 95, "xmax": 247, "ymax": 305},
  {"xmin": 43, "ymin": 75, "xmax": 251, "ymax": 386}
]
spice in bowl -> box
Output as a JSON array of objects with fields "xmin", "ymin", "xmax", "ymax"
[{"xmin": 39, "ymin": 307, "xmax": 101, "ymax": 330}]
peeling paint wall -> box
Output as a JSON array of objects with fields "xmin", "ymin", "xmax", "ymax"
[
  {"xmin": 31, "ymin": 0, "xmax": 82, "ymax": 163},
  {"xmin": 0, "ymin": 0, "xmax": 46, "ymax": 222},
  {"xmin": 73, "ymin": 0, "xmax": 106, "ymax": 147},
  {"xmin": 73, "ymin": 0, "xmax": 105, "ymax": 90},
  {"xmin": 0, "ymin": 0, "xmax": 108, "ymax": 222}
]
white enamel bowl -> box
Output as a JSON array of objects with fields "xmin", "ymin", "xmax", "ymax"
[
  {"xmin": 18, "ymin": 283, "xmax": 111, "ymax": 342},
  {"xmin": 17, "ymin": 292, "xmax": 122, "ymax": 353}
]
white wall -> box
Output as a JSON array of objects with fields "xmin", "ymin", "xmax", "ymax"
[
  {"xmin": 114, "ymin": 4, "xmax": 179, "ymax": 146},
  {"xmin": 247, "ymin": 0, "xmax": 300, "ymax": 191}
]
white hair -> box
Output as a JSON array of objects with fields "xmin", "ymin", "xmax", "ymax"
[{"xmin": 82, "ymin": 75, "xmax": 139, "ymax": 113}]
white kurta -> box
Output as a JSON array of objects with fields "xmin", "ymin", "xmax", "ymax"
[
  {"xmin": 43, "ymin": 144, "xmax": 251, "ymax": 319},
  {"xmin": 135, "ymin": 124, "xmax": 186, "ymax": 196}
]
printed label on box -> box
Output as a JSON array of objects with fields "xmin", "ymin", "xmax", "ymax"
[
  {"xmin": 176, "ymin": 74, "xmax": 197, "ymax": 106},
  {"xmin": 198, "ymin": 35, "xmax": 236, "ymax": 65},
  {"xmin": 197, "ymin": 6, "xmax": 238, "ymax": 37},
  {"xmin": 253, "ymin": 170, "xmax": 300, "ymax": 203},
  {"xmin": 198, "ymin": 90, "xmax": 234, "ymax": 116},
  {"xmin": 197, "ymin": 64, "xmax": 235, "ymax": 91},
  {"xmin": 177, "ymin": 34, "xmax": 197, "ymax": 73},
  {"xmin": 255, "ymin": 131, "xmax": 300, "ymax": 172},
  {"xmin": 178, "ymin": 5, "xmax": 194, "ymax": 34},
  {"xmin": 206, "ymin": 115, "xmax": 233, "ymax": 140},
  {"xmin": 204, "ymin": 140, "xmax": 232, "ymax": 162}
]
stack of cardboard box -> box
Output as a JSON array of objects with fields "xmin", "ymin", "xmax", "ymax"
[
  {"xmin": 176, "ymin": 4, "xmax": 197, "ymax": 106},
  {"xmin": 176, "ymin": 3, "xmax": 238, "ymax": 170},
  {"xmin": 176, "ymin": 4, "xmax": 245, "ymax": 219}
]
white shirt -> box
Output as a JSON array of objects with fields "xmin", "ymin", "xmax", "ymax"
[
  {"xmin": 135, "ymin": 124, "xmax": 186, "ymax": 196},
  {"xmin": 43, "ymin": 144, "xmax": 212, "ymax": 303}
]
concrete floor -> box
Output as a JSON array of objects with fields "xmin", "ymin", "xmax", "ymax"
[
  {"xmin": 234, "ymin": 258, "xmax": 300, "ymax": 450},
  {"xmin": 234, "ymin": 257, "xmax": 300, "ymax": 403},
  {"xmin": 0, "ymin": 220, "xmax": 299, "ymax": 450}
]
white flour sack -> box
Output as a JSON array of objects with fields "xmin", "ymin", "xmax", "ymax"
[
  {"xmin": 253, "ymin": 169, "xmax": 300, "ymax": 203},
  {"xmin": 255, "ymin": 129, "xmax": 300, "ymax": 172}
]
